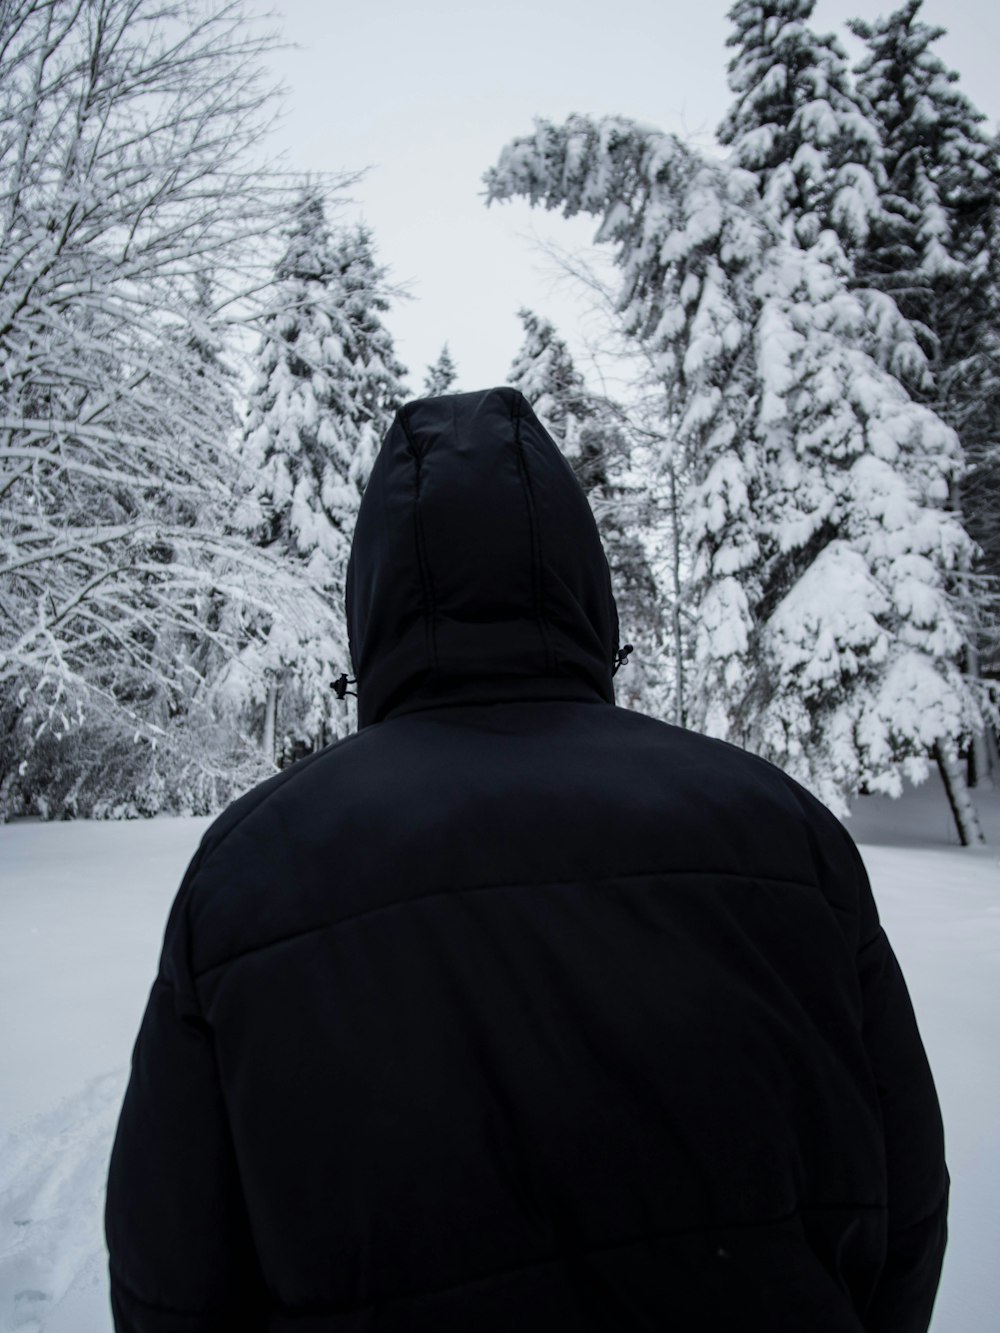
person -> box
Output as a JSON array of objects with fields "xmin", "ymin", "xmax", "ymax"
[{"xmin": 105, "ymin": 385, "xmax": 948, "ymax": 1332}]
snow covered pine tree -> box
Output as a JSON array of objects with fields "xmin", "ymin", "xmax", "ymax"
[
  {"xmin": 508, "ymin": 309, "xmax": 666, "ymax": 717},
  {"xmin": 718, "ymin": 0, "xmax": 991, "ymax": 838},
  {"xmin": 238, "ymin": 193, "xmax": 407, "ymax": 764},
  {"xmin": 423, "ymin": 344, "xmax": 458, "ymax": 395},
  {"xmin": 851, "ymin": 0, "xmax": 1000, "ymax": 790},
  {"xmin": 486, "ymin": 112, "xmax": 982, "ymax": 831},
  {"xmin": 717, "ymin": 0, "xmax": 884, "ymax": 253}
]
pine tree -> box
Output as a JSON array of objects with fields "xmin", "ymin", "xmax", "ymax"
[
  {"xmin": 423, "ymin": 344, "xmax": 458, "ymax": 395},
  {"xmin": 486, "ymin": 113, "xmax": 985, "ymax": 821},
  {"xmin": 718, "ymin": 0, "xmax": 884, "ymax": 251},
  {"xmin": 509, "ymin": 309, "xmax": 668, "ymax": 717},
  {"xmin": 238, "ymin": 195, "xmax": 408, "ymax": 762},
  {"xmin": 717, "ymin": 0, "xmax": 933, "ymax": 390},
  {"xmin": 328, "ymin": 223, "xmax": 410, "ymax": 498},
  {"xmin": 851, "ymin": 1, "xmax": 1000, "ymax": 789},
  {"xmin": 509, "ymin": 310, "xmax": 592, "ymax": 458},
  {"xmin": 849, "ymin": 1, "xmax": 994, "ymax": 319}
]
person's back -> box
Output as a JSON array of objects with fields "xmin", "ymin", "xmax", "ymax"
[{"xmin": 106, "ymin": 387, "xmax": 948, "ymax": 1332}]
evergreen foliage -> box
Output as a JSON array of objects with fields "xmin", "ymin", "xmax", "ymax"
[
  {"xmin": 486, "ymin": 113, "xmax": 984, "ymax": 813},
  {"xmin": 509, "ymin": 310, "xmax": 591, "ymax": 453},
  {"xmin": 718, "ymin": 0, "xmax": 883, "ymax": 250},
  {"xmin": 851, "ymin": 1, "xmax": 1000, "ymax": 683},
  {"xmin": 509, "ymin": 310, "xmax": 669, "ymax": 718},
  {"xmin": 423, "ymin": 344, "xmax": 458, "ymax": 395},
  {"xmin": 237, "ymin": 194, "xmax": 408, "ymax": 763}
]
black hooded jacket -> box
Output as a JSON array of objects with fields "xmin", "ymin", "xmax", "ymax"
[{"xmin": 106, "ymin": 386, "xmax": 948, "ymax": 1332}]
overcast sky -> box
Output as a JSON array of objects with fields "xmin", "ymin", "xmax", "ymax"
[{"xmin": 263, "ymin": 0, "xmax": 999, "ymax": 398}]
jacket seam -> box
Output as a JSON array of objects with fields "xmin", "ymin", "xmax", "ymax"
[
  {"xmin": 193, "ymin": 867, "xmax": 820, "ymax": 981},
  {"xmin": 858, "ymin": 926, "xmax": 884, "ymax": 955},
  {"xmin": 399, "ymin": 400, "xmax": 438, "ymax": 674},
  {"xmin": 197, "ymin": 732, "xmax": 366, "ymax": 869},
  {"xmin": 511, "ymin": 391, "xmax": 554, "ymax": 672},
  {"xmin": 888, "ymin": 1180, "xmax": 950, "ymax": 1236},
  {"xmin": 381, "ymin": 685, "xmax": 610, "ymax": 723},
  {"xmin": 108, "ymin": 1261, "xmax": 243, "ymax": 1317},
  {"xmin": 265, "ymin": 1201, "xmax": 886, "ymax": 1319}
]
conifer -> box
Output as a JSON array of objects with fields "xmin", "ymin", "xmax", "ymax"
[
  {"xmin": 240, "ymin": 193, "xmax": 407, "ymax": 760},
  {"xmin": 423, "ymin": 344, "xmax": 458, "ymax": 395},
  {"xmin": 719, "ymin": 0, "xmax": 883, "ymax": 250},
  {"xmin": 487, "ymin": 114, "xmax": 982, "ymax": 815},
  {"xmin": 509, "ymin": 309, "xmax": 667, "ymax": 717}
]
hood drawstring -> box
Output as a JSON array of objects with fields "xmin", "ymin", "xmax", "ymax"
[
  {"xmin": 331, "ymin": 673, "xmax": 357, "ymax": 700},
  {"xmin": 612, "ymin": 644, "xmax": 633, "ymax": 677},
  {"xmin": 335, "ymin": 652, "xmax": 627, "ymax": 700}
]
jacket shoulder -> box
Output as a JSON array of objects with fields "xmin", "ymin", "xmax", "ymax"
[
  {"xmin": 611, "ymin": 708, "xmax": 871, "ymax": 941},
  {"xmin": 196, "ymin": 730, "xmax": 367, "ymax": 863},
  {"xmin": 156, "ymin": 730, "xmax": 370, "ymax": 1000}
]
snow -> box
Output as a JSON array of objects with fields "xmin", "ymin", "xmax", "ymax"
[
  {"xmin": 1, "ymin": 779, "xmax": 999, "ymax": 1331},
  {"xmin": 0, "ymin": 818, "xmax": 203, "ymax": 1332}
]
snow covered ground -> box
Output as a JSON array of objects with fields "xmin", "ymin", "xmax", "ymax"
[{"xmin": 0, "ymin": 771, "xmax": 997, "ymax": 1332}]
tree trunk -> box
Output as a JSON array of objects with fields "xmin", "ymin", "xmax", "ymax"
[
  {"xmin": 965, "ymin": 641, "xmax": 994, "ymax": 790},
  {"xmin": 262, "ymin": 683, "xmax": 278, "ymax": 764},
  {"xmin": 967, "ymin": 730, "xmax": 994, "ymax": 791},
  {"xmin": 668, "ymin": 462, "xmax": 686, "ymax": 728},
  {"xmin": 987, "ymin": 723, "xmax": 1000, "ymax": 783},
  {"xmin": 936, "ymin": 741, "xmax": 986, "ymax": 846}
]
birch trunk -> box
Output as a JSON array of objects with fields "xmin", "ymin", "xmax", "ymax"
[
  {"xmin": 262, "ymin": 684, "xmax": 278, "ymax": 764},
  {"xmin": 965, "ymin": 641, "xmax": 994, "ymax": 790},
  {"xmin": 935, "ymin": 741, "xmax": 986, "ymax": 846},
  {"xmin": 668, "ymin": 461, "xmax": 686, "ymax": 728}
]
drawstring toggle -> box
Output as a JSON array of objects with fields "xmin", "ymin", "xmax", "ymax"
[
  {"xmin": 331, "ymin": 673, "xmax": 357, "ymax": 700},
  {"xmin": 612, "ymin": 644, "xmax": 633, "ymax": 676}
]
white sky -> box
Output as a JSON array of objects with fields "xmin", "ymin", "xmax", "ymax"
[{"xmin": 263, "ymin": 0, "xmax": 1000, "ymax": 397}]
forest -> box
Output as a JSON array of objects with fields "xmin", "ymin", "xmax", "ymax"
[{"xmin": 0, "ymin": 0, "xmax": 997, "ymax": 845}]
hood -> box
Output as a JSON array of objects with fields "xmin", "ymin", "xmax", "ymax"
[{"xmin": 345, "ymin": 386, "xmax": 619, "ymax": 728}]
